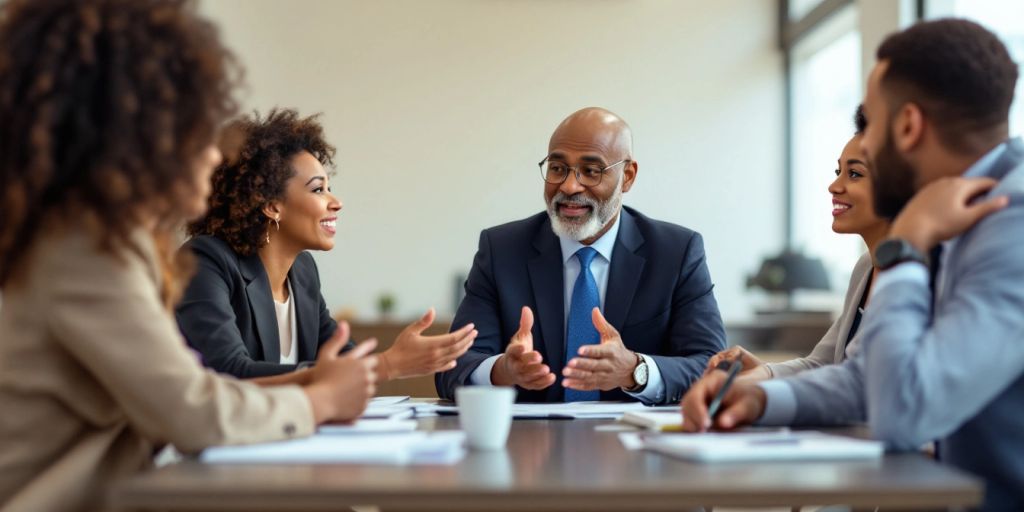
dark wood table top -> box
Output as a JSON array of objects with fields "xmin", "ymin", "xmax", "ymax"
[{"xmin": 111, "ymin": 416, "xmax": 983, "ymax": 511}]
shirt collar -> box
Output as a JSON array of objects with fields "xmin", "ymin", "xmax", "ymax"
[
  {"xmin": 938, "ymin": 140, "xmax": 1010, "ymax": 254},
  {"xmin": 558, "ymin": 211, "xmax": 622, "ymax": 265},
  {"xmin": 963, "ymin": 139, "xmax": 1009, "ymax": 179}
]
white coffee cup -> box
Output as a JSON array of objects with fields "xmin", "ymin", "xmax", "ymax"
[{"xmin": 455, "ymin": 386, "xmax": 516, "ymax": 450}]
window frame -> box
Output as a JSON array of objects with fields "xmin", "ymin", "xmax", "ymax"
[{"xmin": 778, "ymin": 0, "xmax": 924, "ymax": 247}]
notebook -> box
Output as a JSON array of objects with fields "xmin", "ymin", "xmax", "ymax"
[
  {"xmin": 619, "ymin": 410, "xmax": 684, "ymax": 430},
  {"xmin": 319, "ymin": 419, "xmax": 418, "ymax": 434},
  {"xmin": 642, "ymin": 431, "xmax": 884, "ymax": 463},
  {"xmin": 360, "ymin": 402, "xmax": 416, "ymax": 420},
  {"xmin": 200, "ymin": 431, "xmax": 465, "ymax": 465},
  {"xmin": 431, "ymin": 401, "xmax": 654, "ymax": 419}
]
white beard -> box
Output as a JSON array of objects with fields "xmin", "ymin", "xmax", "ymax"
[{"xmin": 546, "ymin": 173, "xmax": 624, "ymax": 241}]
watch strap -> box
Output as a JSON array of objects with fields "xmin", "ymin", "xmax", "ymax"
[{"xmin": 876, "ymin": 238, "xmax": 928, "ymax": 270}]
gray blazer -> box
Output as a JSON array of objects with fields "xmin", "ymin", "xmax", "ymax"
[
  {"xmin": 176, "ymin": 236, "xmax": 343, "ymax": 378},
  {"xmin": 759, "ymin": 137, "xmax": 1024, "ymax": 511},
  {"xmin": 765, "ymin": 251, "xmax": 872, "ymax": 378}
]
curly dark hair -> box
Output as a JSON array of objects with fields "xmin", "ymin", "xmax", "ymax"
[
  {"xmin": 877, "ymin": 18, "xmax": 1017, "ymax": 153},
  {"xmin": 0, "ymin": 0, "xmax": 241, "ymax": 290},
  {"xmin": 187, "ymin": 108, "xmax": 336, "ymax": 256},
  {"xmin": 854, "ymin": 104, "xmax": 867, "ymax": 135}
]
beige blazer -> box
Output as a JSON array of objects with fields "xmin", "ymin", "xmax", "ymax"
[
  {"xmin": 0, "ymin": 228, "xmax": 315, "ymax": 512},
  {"xmin": 765, "ymin": 252, "xmax": 874, "ymax": 378}
]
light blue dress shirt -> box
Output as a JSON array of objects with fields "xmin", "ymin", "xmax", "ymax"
[
  {"xmin": 707, "ymin": 138, "xmax": 1024, "ymax": 509},
  {"xmin": 471, "ymin": 213, "xmax": 666, "ymax": 402},
  {"xmin": 757, "ymin": 140, "xmax": 1011, "ymax": 425}
]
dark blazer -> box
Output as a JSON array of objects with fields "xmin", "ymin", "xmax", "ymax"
[
  {"xmin": 176, "ymin": 235, "xmax": 340, "ymax": 378},
  {"xmin": 436, "ymin": 206, "xmax": 726, "ymax": 404}
]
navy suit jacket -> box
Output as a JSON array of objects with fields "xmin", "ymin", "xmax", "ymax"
[
  {"xmin": 435, "ymin": 206, "xmax": 726, "ymax": 403},
  {"xmin": 175, "ymin": 236, "xmax": 341, "ymax": 378}
]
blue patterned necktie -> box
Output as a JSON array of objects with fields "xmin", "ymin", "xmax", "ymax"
[{"xmin": 565, "ymin": 247, "xmax": 601, "ymax": 402}]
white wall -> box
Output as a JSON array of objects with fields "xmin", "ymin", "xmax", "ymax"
[
  {"xmin": 858, "ymin": 0, "xmax": 917, "ymax": 85},
  {"xmin": 199, "ymin": 0, "xmax": 785, "ymax": 322}
]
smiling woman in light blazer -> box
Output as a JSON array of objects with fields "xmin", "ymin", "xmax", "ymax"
[
  {"xmin": 706, "ymin": 106, "xmax": 890, "ymax": 378},
  {"xmin": 0, "ymin": 2, "xmax": 376, "ymax": 510}
]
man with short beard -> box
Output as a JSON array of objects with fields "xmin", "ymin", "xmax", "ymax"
[
  {"xmin": 436, "ymin": 107, "xmax": 726, "ymax": 404},
  {"xmin": 681, "ymin": 19, "xmax": 1024, "ymax": 510}
]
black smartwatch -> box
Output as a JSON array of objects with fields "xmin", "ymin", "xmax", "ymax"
[{"xmin": 875, "ymin": 238, "xmax": 928, "ymax": 270}]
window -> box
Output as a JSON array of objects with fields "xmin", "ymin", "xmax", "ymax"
[
  {"xmin": 925, "ymin": 0, "xmax": 1024, "ymax": 137},
  {"xmin": 783, "ymin": 2, "xmax": 863, "ymax": 291},
  {"xmin": 788, "ymin": 0, "xmax": 827, "ymax": 21}
]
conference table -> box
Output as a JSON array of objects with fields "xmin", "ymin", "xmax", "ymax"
[{"xmin": 110, "ymin": 414, "xmax": 983, "ymax": 511}]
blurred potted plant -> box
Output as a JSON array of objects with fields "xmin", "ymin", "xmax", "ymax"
[{"xmin": 377, "ymin": 293, "xmax": 396, "ymax": 320}]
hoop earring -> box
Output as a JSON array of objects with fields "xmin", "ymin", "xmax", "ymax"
[{"xmin": 272, "ymin": 218, "xmax": 280, "ymax": 231}]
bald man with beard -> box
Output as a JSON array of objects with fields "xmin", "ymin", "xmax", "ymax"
[{"xmin": 436, "ymin": 107, "xmax": 726, "ymax": 404}]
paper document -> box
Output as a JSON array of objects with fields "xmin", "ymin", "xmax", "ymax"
[
  {"xmin": 361, "ymin": 402, "xmax": 416, "ymax": 420},
  {"xmin": 620, "ymin": 410, "xmax": 684, "ymax": 430},
  {"xmin": 431, "ymin": 401, "xmax": 653, "ymax": 419},
  {"xmin": 201, "ymin": 431, "xmax": 465, "ymax": 465},
  {"xmin": 642, "ymin": 431, "xmax": 884, "ymax": 463},
  {"xmin": 511, "ymin": 401, "xmax": 650, "ymax": 419},
  {"xmin": 618, "ymin": 432, "xmax": 645, "ymax": 451},
  {"xmin": 319, "ymin": 419, "xmax": 418, "ymax": 434},
  {"xmin": 370, "ymin": 395, "xmax": 411, "ymax": 406}
]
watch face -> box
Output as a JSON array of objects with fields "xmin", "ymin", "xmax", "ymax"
[
  {"xmin": 634, "ymin": 363, "xmax": 649, "ymax": 386},
  {"xmin": 876, "ymin": 239, "xmax": 902, "ymax": 266},
  {"xmin": 876, "ymin": 238, "xmax": 923, "ymax": 269}
]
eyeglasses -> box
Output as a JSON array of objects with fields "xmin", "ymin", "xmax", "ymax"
[{"xmin": 538, "ymin": 157, "xmax": 629, "ymax": 187}]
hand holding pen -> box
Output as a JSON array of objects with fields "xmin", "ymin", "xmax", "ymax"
[{"xmin": 681, "ymin": 357, "xmax": 768, "ymax": 432}]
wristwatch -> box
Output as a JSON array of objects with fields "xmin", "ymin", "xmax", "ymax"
[
  {"xmin": 626, "ymin": 352, "xmax": 648, "ymax": 392},
  {"xmin": 875, "ymin": 238, "xmax": 928, "ymax": 270}
]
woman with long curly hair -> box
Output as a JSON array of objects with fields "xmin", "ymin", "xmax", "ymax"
[
  {"xmin": 0, "ymin": 1, "xmax": 376, "ymax": 510},
  {"xmin": 178, "ymin": 108, "xmax": 477, "ymax": 380}
]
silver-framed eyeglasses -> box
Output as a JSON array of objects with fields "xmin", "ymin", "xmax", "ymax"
[{"xmin": 538, "ymin": 157, "xmax": 630, "ymax": 187}]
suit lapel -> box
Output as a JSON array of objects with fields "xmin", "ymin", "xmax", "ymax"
[
  {"xmin": 289, "ymin": 261, "xmax": 319, "ymax": 361},
  {"xmin": 527, "ymin": 220, "xmax": 566, "ymax": 374},
  {"xmin": 605, "ymin": 209, "xmax": 645, "ymax": 330},
  {"xmin": 240, "ymin": 253, "xmax": 281, "ymax": 362},
  {"xmin": 834, "ymin": 262, "xmax": 871, "ymax": 362}
]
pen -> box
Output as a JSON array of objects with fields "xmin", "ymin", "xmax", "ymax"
[{"xmin": 706, "ymin": 358, "xmax": 742, "ymax": 420}]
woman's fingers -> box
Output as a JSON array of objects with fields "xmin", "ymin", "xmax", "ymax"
[
  {"xmin": 345, "ymin": 339, "xmax": 378, "ymax": 359},
  {"xmin": 318, "ymin": 322, "xmax": 351, "ymax": 361}
]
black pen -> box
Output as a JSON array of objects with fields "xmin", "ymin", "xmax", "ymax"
[{"xmin": 706, "ymin": 358, "xmax": 742, "ymax": 421}]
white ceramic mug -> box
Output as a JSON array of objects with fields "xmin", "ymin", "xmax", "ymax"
[{"xmin": 455, "ymin": 386, "xmax": 516, "ymax": 450}]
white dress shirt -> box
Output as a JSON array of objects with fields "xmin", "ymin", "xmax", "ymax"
[{"xmin": 470, "ymin": 213, "xmax": 665, "ymax": 402}]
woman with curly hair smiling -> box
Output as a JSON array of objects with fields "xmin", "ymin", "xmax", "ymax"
[
  {"xmin": 0, "ymin": 1, "xmax": 376, "ymax": 509},
  {"xmin": 178, "ymin": 108, "xmax": 477, "ymax": 380}
]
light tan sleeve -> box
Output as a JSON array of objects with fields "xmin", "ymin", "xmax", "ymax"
[
  {"xmin": 764, "ymin": 316, "xmax": 841, "ymax": 378},
  {"xmin": 43, "ymin": 237, "xmax": 315, "ymax": 453},
  {"xmin": 765, "ymin": 252, "xmax": 873, "ymax": 378}
]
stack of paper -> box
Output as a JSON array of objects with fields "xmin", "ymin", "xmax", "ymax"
[
  {"xmin": 319, "ymin": 419, "xmax": 418, "ymax": 434},
  {"xmin": 619, "ymin": 410, "xmax": 684, "ymax": 430},
  {"xmin": 411, "ymin": 402, "xmax": 445, "ymax": 417},
  {"xmin": 369, "ymin": 396, "xmax": 410, "ymax": 406},
  {"xmin": 640, "ymin": 431, "xmax": 884, "ymax": 463},
  {"xmin": 511, "ymin": 401, "xmax": 650, "ymax": 419},
  {"xmin": 429, "ymin": 401, "xmax": 655, "ymax": 419},
  {"xmin": 361, "ymin": 396, "xmax": 415, "ymax": 420},
  {"xmin": 200, "ymin": 431, "xmax": 466, "ymax": 465}
]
